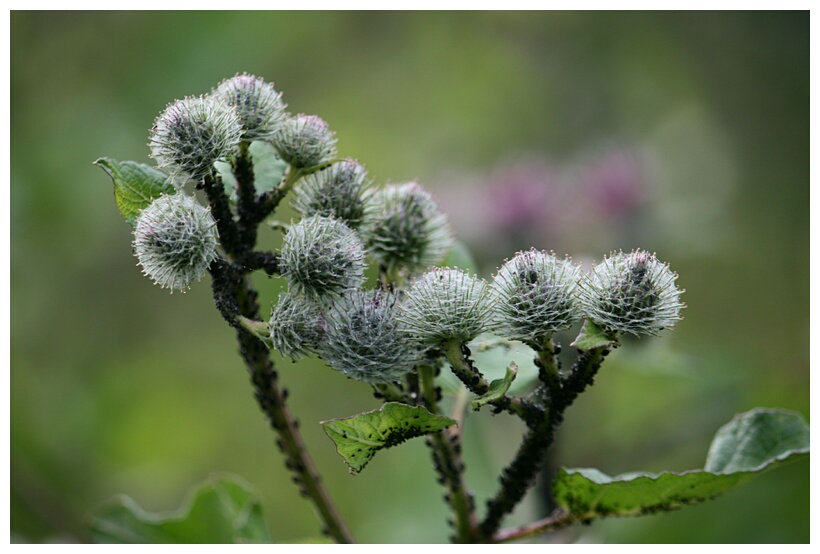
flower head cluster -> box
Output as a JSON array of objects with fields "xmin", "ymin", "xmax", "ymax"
[
  {"xmin": 280, "ymin": 215, "xmax": 365, "ymax": 303},
  {"xmin": 149, "ymin": 95, "xmax": 243, "ymax": 185},
  {"xmin": 579, "ymin": 250, "xmax": 684, "ymax": 336},
  {"xmin": 400, "ymin": 267, "xmax": 493, "ymax": 345},
  {"xmin": 321, "ymin": 290, "xmax": 421, "ymax": 384},
  {"xmin": 268, "ymin": 291, "xmax": 323, "ymax": 361},
  {"xmin": 292, "ymin": 159, "xmax": 373, "ymax": 229},
  {"xmin": 133, "ymin": 193, "xmax": 219, "ymax": 292},
  {"xmin": 273, "ymin": 114, "xmax": 337, "ymax": 169},
  {"xmin": 362, "ymin": 183, "xmax": 452, "ymax": 278},
  {"xmin": 491, "ymin": 250, "xmax": 581, "ymax": 343},
  {"xmin": 214, "ymin": 73, "xmax": 286, "ymax": 142}
]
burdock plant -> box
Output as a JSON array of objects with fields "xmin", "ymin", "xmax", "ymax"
[
  {"xmin": 491, "ymin": 249, "xmax": 582, "ymax": 346},
  {"xmin": 292, "ymin": 159, "xmax": 373, "ymax": 229},
  {"xmin": 279, "ymin": 214, "xmax": 365, "ymax": 303},
  {"xmin": 363, "ymin": 182, "xmax": 452, "ymax": 282},
  {"xmin": 321, "ymin": 289, "xmax": 422, "ymax": 384},
  {"xmin": 579, "ymin": 249, "xmax": 685, "ymax": 337},
  {"xmin": 132, "ymin": 192, "xmax": 219, "ymax": 292},
  {"xmin": 94, "ymin": 74, "xmax": 809, "ymax": 544},
  {"xmin": 149, "ymin": 95, "xmax": 243, "ymax": 186}
]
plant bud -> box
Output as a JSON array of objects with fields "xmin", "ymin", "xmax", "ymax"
[
  {"xmin": 149, "ymin": 95, "xmax": 243, "ymax": 185},
  {"xmin": 491, "ymin": 249, "xmax": 582, "ymax": 343},
  {"xmin": 214, "ymin": 73, "xmax": 287, "ymax": 142},
  {"xmin": 400, "ymin": 267, "xmax": 493, "ymax": 345},
  {"xmin": 268, "ymin": 291, "xmax": 323, "ymax": 361},
  {"xmin": 292, "ymin": 159, "xmax": 373, "ymax": 229},
  {"xmin": 579, "ymin": 249, "xmax": 684, "ymax": 336},
  {"xmin": 133, "ymin": 193, "xmax": 219, "ymax": 292},
  {"xmin": 273, "ymin": 114, "xmax": 337, "ymax": 169},
  {"xmin": 280, "ymin": 215, "xmax": 365, "ymax": 303},
  {"xmin": 362, "ymin": 183, "xmax": 452, "ymax": 278},
  {"xmin": 321, "ymin": 290, "xmax": 421, "ymax": 384}
]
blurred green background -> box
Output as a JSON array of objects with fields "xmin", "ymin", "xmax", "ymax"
[{"xmin": 10, "ymin": 11, "xmax": 809, "ymax": 543}]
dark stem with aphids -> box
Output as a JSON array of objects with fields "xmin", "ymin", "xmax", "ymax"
[{"xmin": 205, "ymin": 156, "xmax": 355, "ymax": 544}]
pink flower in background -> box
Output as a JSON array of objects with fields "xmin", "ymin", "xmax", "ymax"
[
  {"xmin": 486, "ymin": 162, "xmax": 559, "ymax": 233},
  {"xmin": 433, "ymin": 145, "xmax": 649, "ymax": 265},
  {"xmin": 580, "ymin": 150, "xmax": 644, "ymax": 219}
]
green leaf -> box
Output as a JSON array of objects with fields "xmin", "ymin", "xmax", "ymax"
[
  {"xmin": 704, "ymin": 408, "xmax": 810, "ymax": 472},
  {"xmin": 95, "ymin": 157, "xmax": 177, "ymax": 226},
  {"xmin": 570, "ymin": 319, "xmax": 618, "ymax": 351},
  {"xmin": 216, "ymin": 141, "xmax": 287, "ymax": 201},
  {"xmin": 91, "ymin": 473, "xmax": 271, "ymax": 544},
  {"xmin": 472, "ymin": 362, "xmax": 518, "ymax": 410},
  {"xmin": 553, "ymin": 408, "xmax": 809, "ymax": 521},
  {"xmin": 321, "ymin": 402, "xmax": 457, "ymax": 474}
]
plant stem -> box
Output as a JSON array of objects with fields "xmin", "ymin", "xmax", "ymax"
[
  {"xmin": 478, "ymin": 345, "xmax": 607, "ymax": 539},
  {"xmin": 257, "ymin": 159, "xmax": 339, "ymax": 218},
  {"xmin": 201, "ymin": 173, "xmax": 242, "ymax": 257},
  {"xmin": 418, "ymin": 364, "xmax": 479, "ymax": 543},
  {"xmin": 478, "ymin": 411, "xmax": 556, "ymax": 538},
  {"xmin": 491, "ymin": 511, "xmax": 579, "ymax": 543},
  {"xmin": 209, "ymin": 260, "xmax": 355, "ymax": 544},
  {"xmin": 233, "ymin": 141, "xmax": 261, "ymax": 245},
  {"xmin": 236, "ymin": 251, "xmax": 280, "ymax": 275},
  {"xmin": 257, "ymin": 166, "xmax": 303, "ymax": 220},
  {"xmin": 204, "ymin": 158, "xmax": 355, "ymax": 543},
  {"xmin": 444, "ymin": 339, "xmax": 529, "ymax": 418},
  {"xmin": 237, "ymin": 315, "xmax": 273, "ymax": 347},
  {"xmin": 445, "ymin": 340, "xmax": 489, "ymax": 395},
  {"xmin": 560, "ymin": 347, "xmax": 607, "ymax": 407},
  {"xmin": 535, "ymin": 335, "xmax": 560, "ymax": 396},
  {"xmin": 372, "ymin": 382, "xmax": 406, "ymax": 403},
  {"xmin": 450, "ymin": 387, "xmax": 471, "ymax": 429}
]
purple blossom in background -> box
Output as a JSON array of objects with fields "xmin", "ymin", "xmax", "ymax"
[
  {"xmin": 434, "ymin": 146, "xmax": 648, "ymax": 265},
  {"xmin": 486, "ymin": 163, "xmax": 559, "ymax": 234},
  {"xmin": 580, "ymin": 150, "xmax": 644, "ymax": 220}
]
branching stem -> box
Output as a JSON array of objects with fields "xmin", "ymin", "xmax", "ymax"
[
  {"xmin": 478, "ymin": 345, "xmax": 607, "ymax": 539},
  {"xmin": 257, "ymin": 159, "xmax": 337, "ymax": 217},
  {"xmin": 204, "ymin": 156, "xmax": 355, "ymax": 544},
  {"xmin": 444, "ymin": 339, "xmax": 530, "ymax": 419}
]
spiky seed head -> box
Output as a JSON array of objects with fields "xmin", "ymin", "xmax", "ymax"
[
  {"xmin": 280, "ymin": 215, "xmax": 365, "ymax": 303},
  {"xmin": 579, "ymin": 250, "xmax": 685, "ymax": 336},
  {"xmin": 292, "ymin": 159, "xmax": 374, "ymax": 229},
  {"xmin": 149, "ymin": 95, "xmax": 243, "ymax": 185},
  {"xmin": 133, "ymin": 193, "xmax": 219, "ymax": 292},
  {"xmin": 268, "ymin": 291, "xmax": 323, "ymax": 361},
  {"xmin": 272, "ymin": 114, "xmax": 337, "ymax": 169},
  {"xmin": 491, "ymin": 249, "xmax": 582, "ymax": 343},
  {"xmin": 214, "ymin": 73, "xmax": 287, "ymax": 142},
  {"xmin": 362, "ymin": 183, "xmax": 453, "ymax": 278},
  {"xmin": 321, "ymin": 290, "xmax": 422, "ymax": 384},
  {"xmin": 400, "ymin": 267, "xmax": 493, "ymax": 345}
]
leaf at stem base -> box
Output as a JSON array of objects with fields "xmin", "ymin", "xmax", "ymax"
[{"xmin": 90, "ymin": 473, "xmax": 271, "ymax": 544}]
